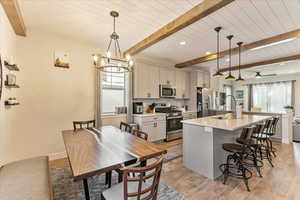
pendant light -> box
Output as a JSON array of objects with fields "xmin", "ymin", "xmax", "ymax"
[
  {"xmin": 225, "ymin": 35, "xmax": 235, "ymax": 80},
  {"xmin": 235, "ymin": 42, "xmax": 245, "ymax": 82},
  {"xmin": 255, "ymin": 72, "xmax": 262, "ymax": 79},
  {"xmin": 92, "ymin": 11, "xmax": 133, "ymax": 73},
  {"xmin": 212, "ymin": 27, "xmax": 224, "ymax": 78}
]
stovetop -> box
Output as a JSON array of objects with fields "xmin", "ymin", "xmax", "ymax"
[{"xmin": 155, "ymin": 106, "xmax": 182, "ymax": 117}]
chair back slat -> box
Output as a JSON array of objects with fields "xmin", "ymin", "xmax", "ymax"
[
  {"xmin": 123, "ymin": 156, "xmax": 164, "ymax": 200},
  {"xmin": 132, "ymin": 129, "xmax": 148, "ymax": 141},
  {"xmin": 73, "ymin": 120, "xmax": 95, "ymax": 131},
  {"xmin": 120, "ymin": 122, "xmax": 132, "ymax": 133}
]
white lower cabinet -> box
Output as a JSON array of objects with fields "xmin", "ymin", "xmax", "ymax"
[{"xmin": 134, "ymin": 114, "xmax": 166, "ymax": 142}]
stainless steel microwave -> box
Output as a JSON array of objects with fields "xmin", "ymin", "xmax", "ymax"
[{"xmin": 159, "ymin": 85, "xmax": 176, "ymax": 98}]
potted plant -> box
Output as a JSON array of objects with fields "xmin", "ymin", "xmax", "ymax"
[{"xmin": 284, "ymin": 105, "xmax": 294, "ymax": 113}]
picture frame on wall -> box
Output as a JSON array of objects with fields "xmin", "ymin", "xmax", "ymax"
[{"xmin": 54, "ymin": 51, "xmax": 70, "ymax": 68}]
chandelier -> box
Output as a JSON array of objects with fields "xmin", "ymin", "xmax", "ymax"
[{"xmin": 93, "ymin": 11, "xmax": 133, "ymax": 73}]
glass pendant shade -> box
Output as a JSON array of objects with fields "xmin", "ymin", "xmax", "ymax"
[
  {"xmin": 213, "ymin": 71, "xmax": 224, "ymax": 78},
  {"xmin": 235, "ymin": 74, "xmax": 245, "ymax": 82},
  {"xmin": 225, "ymin": 72, "xmax": 236, "ymax": 80},
  {"xmin": 93, "ymin": 11, "xmax": 133, "ymax": 73}
]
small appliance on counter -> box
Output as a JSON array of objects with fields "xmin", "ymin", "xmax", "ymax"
[{"xmin": 133, "ymin": 102, "xmax": 144, "ymax": 114}]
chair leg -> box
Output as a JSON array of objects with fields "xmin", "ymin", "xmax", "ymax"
[
  {"xmin": 118, "ymin": 170, "xmax": 123, "ymax": 183},
  {"xmin": 269, "ymin": 138, "xmax": 276, "ymax": 157},
  {"xmin": 242, "ymin": 168, "xmax": 251, "ymax": 192},
  {"xmin": 105, "ymin": 171, "xmax": 112, "ymax": 188},
  {"xmin": 252, "ymin": 150, "xmax": 262, "ymax": 177},
  {"xmin": 223, "ymin": 155, "xmax": 231, "ymax": 184}
]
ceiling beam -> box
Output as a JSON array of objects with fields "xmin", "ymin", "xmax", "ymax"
[
  {"xmin": 175, "ymin": 28, "xmax": 300, "ymax": 68},
  {"xmin": 0, "ymin": 0, "xmax": 26, "ymax": 36},
  {"xmin": 124, "ymin": 0, "xmax": 234, "ymax": 56},
  {"xmin": 218, "ymin": 54, "xmax": 300, "ymax": 72}
]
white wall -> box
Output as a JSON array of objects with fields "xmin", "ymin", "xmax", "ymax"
[
  {"xmin": 1, "ymin": 29, "xmax": 99, "ymax": 164},
  {"xmin": 0, "ymin": 6, "xmax": 17, "ymax": 166}
]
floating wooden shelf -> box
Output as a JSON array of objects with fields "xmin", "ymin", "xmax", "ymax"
[
  {"xmin": 4, "ymin": 82, "xmax": 20, "ymax": 88},
  {"xmin": 4, "ymin": 61, "xmax": 19, "ymax": 71},
  {"xmin": 4, "ymin": 101, "xmax": 20, "ymax": 106}
]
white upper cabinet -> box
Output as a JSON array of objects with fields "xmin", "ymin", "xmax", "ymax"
[
  {"xmin": 176, "ymin": 71, "xmax": 190, "ymax": 99},
  {"xmin": 197, "ymin": 71, "xmax": 210, "ymax": 88},
  {"xmin": 159, "ymin": 69, "xmax": 176, "ymax": 86},
  {"xmin": 133, "ymin": 63, "xmax": 159, "ymax": 99}
]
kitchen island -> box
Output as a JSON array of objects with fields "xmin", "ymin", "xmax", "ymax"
[{"xmin": 181, "ymin": 114, "xmax": 272, "ymax": 179}]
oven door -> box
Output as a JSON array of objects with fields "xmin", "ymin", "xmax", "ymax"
[
  {"xmin": 160, "ymin": 85, "xmax": 176, "ymax": 98},
  {"xmin": 166, "ymin": 116, "xmax": 183, "ymax": 132}
]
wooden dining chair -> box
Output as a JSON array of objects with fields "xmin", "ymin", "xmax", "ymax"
[
  {"xmin": 73, "ymin": 120, "xmax": 95, "ymax": 131},
  {"xmin": 102, "ymin": 156, "xmax": 164, "ymax": 200},
  {"xmin": 120, "ymin": 121, "xmax": 132, "ymax": 133},
  {"xmin": 132, "ymin": 129, "xmax": 148, "ymax": 141}
]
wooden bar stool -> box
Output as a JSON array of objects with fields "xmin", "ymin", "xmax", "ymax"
[
  {"xmin": 73, "ymin": 120, "xmax": 95, "ymax": 131},
  {"xmin": 102, "ymin": 156, "xmax": 164, "ymax": 200}
]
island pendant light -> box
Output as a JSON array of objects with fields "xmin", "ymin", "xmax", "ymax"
[
  {"xmin": 225, "ymin": 35, "xmax": 235, "ymax": 80},
  {"xmin": 235, "ymin": 42, "xmax": 245, "ymax": 82},
  {"xmin": 212, "ymin": 27, "xmax": 224, "ymax": 78},
  {"xmin": 92, "ymin": 11, "xmax": 133, "ymax": 73},
  {"xmin": 255, "ymin": 72, "xmax": 262, "ymax": 78}
]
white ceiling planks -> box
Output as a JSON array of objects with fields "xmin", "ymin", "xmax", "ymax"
[{"xmin": 18, "ymin": 0, "xmax": 300, "ymax": 75}]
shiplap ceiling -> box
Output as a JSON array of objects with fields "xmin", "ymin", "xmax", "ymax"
[{"xmin": 19, "ymin": 0, "xmax": 300, "ymax": 75}]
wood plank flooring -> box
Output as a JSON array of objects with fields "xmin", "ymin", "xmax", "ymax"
[{"xmin": 50, "ymin": 140, "xmax": 300, "ymax": 200}]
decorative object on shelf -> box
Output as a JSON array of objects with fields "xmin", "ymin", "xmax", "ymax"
[
  {"xmin": 0, "ymin": 55, "xmax": 2, "ymax": 101},
  {"xmin": 92, "ymin": 11, "xmax": 133, "ymax": 73},
  {"xmin": 255, "ymin": 72, "xmax": 262, "ymax": 79},
  {"xmin": 235, "ymin": 42, "xmax": 245, "ymax": 82},
  {"xmin": 284, "ymin": 105, "xmax": 294, "ymax": 113},
  {"xmin": 212, "ymin": 27, "xmax": 224, "ymax": 78},
  {"xmin": 5, "ymin": 97, "xmax": 19, "ymax": 106},
  {"xmin": 225, "ymin": 35, "xmax": 235, "ymax": 80},
  {"xmin": 4, "ymin": 60, "xmax": 19, "ymax": 71},
  {"xmin": 146, "ymin": 103, "xmax": 156, "ymax": 113},
  {"xmin": 54, "ymin": 51, "xmax": 70, "ymax": 68}
]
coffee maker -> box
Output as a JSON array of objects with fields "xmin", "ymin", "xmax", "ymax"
[{"xmin": 133, "ymin": 102, "xmax": 144, "ymax": 114}]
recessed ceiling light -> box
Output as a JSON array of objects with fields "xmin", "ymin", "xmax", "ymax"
[
  {"xmin": 206, "ymin": 51, "xmax": 211, "ymax": 55},
  {"xmin": 180, "ymin": 41, "xmax": 186, "ymax": 45}
]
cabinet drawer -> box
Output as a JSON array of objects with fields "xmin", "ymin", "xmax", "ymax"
[{"xmin": 140, "ymin": 115, "xmax": 166, "ymax": 123}]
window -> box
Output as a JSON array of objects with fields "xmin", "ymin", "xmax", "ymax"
[
  {"xmin": 252, "ymin": 81, "xmax": 292, "ymax": 113},
  {"xmin": 224, "ymin": 84, "xmax": 232, "ymax": 111},
  {"xmin": 101, "ymin": 70, "xmax": 126, "ymax": 114}
]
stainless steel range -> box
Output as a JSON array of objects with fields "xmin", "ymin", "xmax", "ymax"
[{"xmin": 155, "ymin": 104, "xmax": 183, "ymax": 141}]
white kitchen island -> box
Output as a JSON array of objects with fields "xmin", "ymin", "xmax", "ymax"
[{"xmin": 181, "ymin": 114, "xmax": 272, "ymax": 179}]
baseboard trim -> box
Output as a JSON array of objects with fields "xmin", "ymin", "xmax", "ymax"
[{"xmin": 49, "ymin": 152, "xmax": 67, "ymax": 161}]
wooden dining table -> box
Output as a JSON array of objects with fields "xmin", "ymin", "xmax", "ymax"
[{"xmin": 62, "ymin": 126, "xmax": 167, "ymax": 200}]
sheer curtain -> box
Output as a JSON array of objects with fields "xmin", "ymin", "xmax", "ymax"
[{"xmin": 252, "ymin": 81, "xmax": 292, "ymax": 113}]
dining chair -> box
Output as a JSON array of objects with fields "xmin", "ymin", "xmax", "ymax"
[
  {"xmin": 132, "ymin": 129, "xmax": 148, "ymax": 141},
  {"xmin": 120, "ymin": 121, "xmax": 132, "ymax": 133},
  {"xmin": 73, "ymin": 120, "xmax": 95, "ymax": 131},
  {"xmin": 102, "ymin": 156, "xmax": 164, "ymax": 200}
]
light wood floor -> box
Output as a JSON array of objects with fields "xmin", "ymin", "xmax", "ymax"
[{"xmin": 50, "ymin": 140, "xmax": 300, "ymax": 200}]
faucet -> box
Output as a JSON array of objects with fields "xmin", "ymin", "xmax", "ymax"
[{"xmin": 227, "ymin": 95, "xmax": 237, "ymax": 118}]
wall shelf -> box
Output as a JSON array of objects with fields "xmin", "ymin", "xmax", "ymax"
[
  {"xmin": 4, "ymin": 101, "xmax": 20, "ymax": 106},
  {"xmin": 4, "ymin": 61, "xmax": 19, "ymax": 71}
]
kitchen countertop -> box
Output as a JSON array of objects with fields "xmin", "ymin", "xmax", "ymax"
[
  {"xmin": 181, "ymin": 114, "xmax": 272, "ymax": 131},
  {"xmin": 211, "ymin": 109, "xmax": 285, "ymax": 115},
  {"xmin": 133, "ymin": 113, "xmax": 166, "ymax": 117}
]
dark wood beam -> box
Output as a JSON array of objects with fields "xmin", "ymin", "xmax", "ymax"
[
  {"xmin": 175, "ymin": 28, "xmax": 300, "ymax": 68},
  {"xmin": 124, "ymin": 0, "xmax": 234, "ymax": 56},
  {"xmin": 0, "ymin": 0, "xmax": 26, "ymax": 36},
  {"xmin": 218, "ymin": 54, "xmax": 300, "ymax": 72}
]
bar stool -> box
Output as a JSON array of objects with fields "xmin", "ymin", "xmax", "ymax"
[
  {"xmin": 252, "ymin": 119, "xmax": 274, "ymax": 167},
  {"xmin": 266, "ymin": 117, "xmax": 279, "ymax": 157},
  {"xmin": 219, "ymin": 127, "xmax": 254, "ymax": 192},
  {"xmin": 236, "ymin": 124, "xmax": 264, "ymax": 177}
]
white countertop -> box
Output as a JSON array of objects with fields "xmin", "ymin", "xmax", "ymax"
[
  {"xmin": 133, "ymin": 113, "xmax": 166, "ymax": 117},
  {"xmin": 181, "ymin": 114, "xmax": 272, "ymax": 131}
]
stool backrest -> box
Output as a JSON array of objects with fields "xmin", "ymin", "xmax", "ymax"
[
  {"xmin": 73, "ymin": 120, "xmax": 95, "ymax": 131},
  {"xmin": 239, "ymin": 127, "xmax": 254, "ymax": 145},
  {"xmin": 270, "ymin": 117, "xmax": 279, "ymax": 135},
  {"xmin": 120, "ymin": 121, "xmax": 132, "ymax": 133},
  {"xmin": 123, "ymin": 156, "xmax": 164, "ymax": 200}
]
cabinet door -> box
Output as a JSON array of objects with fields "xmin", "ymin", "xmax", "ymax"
[
  {"xmin": 134, "ymin": 64, "xmax": 159, "ymax": 98},
  {"xmin": 183, "ymin": 72, "xmax": 190, "ymax": 99},
  {"xmin": 154, "ymin": 121, "xmax": 166, "ymax": 141},
  {"xmin": 160, "ymin": 69, "xmax": 175, "ymax": 86},
  {"xmin": 175, "ymin": 71, "xmax": 183, "ymax": 98}
]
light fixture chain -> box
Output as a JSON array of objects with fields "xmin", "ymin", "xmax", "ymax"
[{"xmin": 217, "ymin": 30, "xmax": 219, "ymax": 70}]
